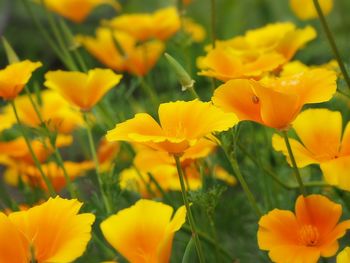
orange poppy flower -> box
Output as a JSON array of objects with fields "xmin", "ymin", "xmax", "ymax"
[
  {"xmin": 103, "ymin": 7, "xmax": 180, "ymax": 41},
  {"xmin": 100, "ymin": 199, "xmax": 186, "ymax": 263},
  {"xmin": 76, "ymin": 29, "xmax": 164, "ymax": 76},
  {"xmin": 0, "ymin": 196, "xmax": 95, "ymax": 262},
  {"xmin": 44, "ymin": 68, "xmax": 122, "ymax": 111},
  {"xmin": 258, "ymin": 194, "xmax": 350, "ymax": 263},
  {"xmin": 106, "ymin": 100, "xmax": 238, "ymax": 154},
  {"xmin": 290, "ymin": 0, "xmax": 333, "ymax": 20},
  {"xmin": 41, "ymin": 0, "xmax": 120, "ymax": 23},
  {"xmin": 0, "ymin": 135, "xmax": 72, "ymax": 165},
  {"xmin": 212, "ymin": 68, "xmax": 337, "ymax": 130},
  {"xmin": 0, "ymin": 60, "xmax": 42, "ymax": 100},
  {"xmin": 23, "ymin": 161, "xmax": 94, "ymax": 191},
  {"xmin": 273, "ymin": 108, "xmax": 350, "ymax": 191},
  {"xmin": 197, "ymin": 22, "xmax": 316, "ymax": 81}
]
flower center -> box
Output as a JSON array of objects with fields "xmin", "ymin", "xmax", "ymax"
[{"xmin": 298, "ymin": 225, "xmax": 319, "ymax": 246}]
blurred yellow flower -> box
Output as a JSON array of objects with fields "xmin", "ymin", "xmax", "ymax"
[
  {"xmin": 44, "ymin": 68, "xmax": 122, "ymax": 111},
  {"xmin": 101, "ymin": 199, "xmax": 186, "ymax": 263},
  {"xmin": 212, "ymin": 68, "xmax": 337, "ymax": 130},
  {"xmin": 103, "ymin": 7, "xmax": 180, "ymax": 41},
  {"xmin": 106, "ymin": 100, "xmax": 238, "ymax": 154},
  {"xmin": 198, "ymin": 22, "xmax": 316, "ymax": 81},
  {"xmin": 337, "ymin": 247, "xmax": 350, "ymax": 263},
  {"xmin": 0, "ymin": 90, "xmax": 84, "ymax": 133},
  {"xmin": 23, "ymin": 161, "xmax": 94, "ymax": 192},
  {"xmin": 281, "ymin": 60, "xmax": 340, "ymax": 77},
  {"xmin": 258, "ymin": 194, "xmax": 350, "ymax": 263},
  {"xmin": 273, "ymin": 108, "xmax": 350, "ymax": 191},
  {"xmin": 97, "ymin": 138, "xmax": 120, "ymax": 172},
  {"xmin": 0, "ymin": 60, "xmax": 42, "ymax": 100},
  {"xmin": 183, "ymin": 18, "xmax": 206, "ymax": 42},
  {"xmin": 76, "ymin": 29, "xmax": 164, "ymax": 76},
  {"xmin": 290, "ymin": 0, "xmax": 333, "ymax": 20},
  {"xmin": 41, "ymin": 0, "xmax": 121, "ymax": 23},
  {"xmin": 0, "ymin": 196, "xmax": 95, "ymax": 262},
  {"xmin": 0, "ymin": 135, "xmax": 72, "ymax": 165}
]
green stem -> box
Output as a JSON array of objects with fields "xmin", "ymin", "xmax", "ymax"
[
  {"xmin": 174, "ymin": 155, "xmax": 205, "ymax": 263},
  {"xmin": 21, "ymin": 0, "xmax": 74, "ymax": 70},
  {"xmin": 210, "ymin": 0, "xmax": 216, "ymax": 48},
  {"xmin": 313, "ymin": 0, "xmax": 350, "ymax": 91},
  {"xmin": 83, "ymin": 112, "xmax": 112, "ymax": 214},
  {"xmin": 10, "ymin": 100, "xmax": 56, "ymax": 196},
  {"xmin": 182, "ymin": 225, "xmax": 234, "ymax": 261},
  {"xmin": 282, "ymin": 131, "xmax": 306, "ymax": 196},
  {"xmin": 222, "ymin": 147, "xmax": 262, "ymax": 217},
  {"xmin": 40, "ymin": 0, "xmax": 77, "ymax": 70},
  {"xmin": 139, "ymin": 77, "xmax": 159, "ymax": 106},
  {"xmin": 23, "ymin": 87, "xmax": 76, "ymax": 198}
]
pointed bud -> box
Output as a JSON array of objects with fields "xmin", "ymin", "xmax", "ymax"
[{"xmin": 2, "ymin": 37, "xmax": 20, "ymax": 64}]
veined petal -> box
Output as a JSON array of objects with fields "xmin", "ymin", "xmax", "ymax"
[
  {"xmin": 9, "ymin": 196, "xmax": 95, "ymax": 262},
  {"xmin": 295, "ymin": 195, "xmax": 342, "ymax": 240},
  {"xmin": 212, "ymin": 79, "xmax": 263, "ymax": 123},
  {"xmin": 293, "ymin": 109, "xmax": 342, "ymax": 161},
  {"xmin": 321, "ymin": 156, "xmax": 350, "ymax": 191},
  {"xmin": 272, "ymin": 134, "xmax": 318, "ymax": 167},
  {"xmin": 0, "ymin": 212, "xmax": 29, "ymax": 263}
]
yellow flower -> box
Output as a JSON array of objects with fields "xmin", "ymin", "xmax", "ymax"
[
  {"xmin": 101, "ymin": 199, "xmax": 186, "ymax": 263},
  {"xmin": 197, "ymin": 22, "xmax": 316, "ymax": 81},
  {"xmin": 281, "ymin": 60, "xmax": 341, "ymax": 77},
  {"xmin": 337, "ymin": 247, "xmax": 350, "ymax": 263},
  {"xmin": 258, "ymin": 194, "xmax": 350, "ymax": 263},
  {"xmin": 0, "ymin": 90, "xmax": 84, "ymax": 133},
  {"xmin": 273, "ymin": 108, "xmax": 350, "ymax": 191},
  {"xmin": 41, "ymin": 0, "xmax": 120, "ymax": 23},
  {"xmin": 103, "ymin": 7, "xmax": 180, "ymax": 41},
  {"xmin": 212, "ymin": 68, "xmax": 337, "ymax": 130},
  {"xmin": 97, "ymin": 138, "xmax": 120, "ymax": 172},
  {"xmin": 0, "ymin": 60, "xmax": 42, "ymax": 100},
  {"xmin": 106, "ymin": 100, "xmax": 238, "ymax": 154},
  {"xmin": 76, "ymin": 29, "xmax": 164, "ymax": 76},
  {"xmin": 290, "ymin": 0, "xmax": 333, "ymax": 20},
  {"xmin": 183, "ymin": 18, "xmax": 206, "ymax": 42},
  {"xmin": 0, "ymin": 196, "xmax": 95, "ymax": 262},
  {"xmin": 44, "ymin": 68, "xmax": 122, "ymax": 111}
]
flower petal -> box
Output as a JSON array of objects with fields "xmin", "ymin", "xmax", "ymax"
[{"xmin": 321, "ymin": 156, "xmax": 350, "ymax": 191}]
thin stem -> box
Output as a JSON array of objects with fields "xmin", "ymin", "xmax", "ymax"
[
  {"xmin": 222, "ymin": 147, "xmax": 262, "ymax": 217},
  {"xmin": 174, "ymin": 155, "xmax": 205, "ymax": 263},
  {"xmin": 313, "ymin": 0, "xmax": 350, "ymax": 91},
  {"xmin": 182, "ymin": 225, "xmax": 235, "ymax": 262},
  {"xmin": 23, "ymin": 87, "xmax": 76, "ymax": 197},
  {"xmin": 210, "ymin": 0, "xmax": 216, "ymax": 48},
  {"xmin": 10, "ymin": 100, "xmax": 56, "ymax": 197},
  {"xmin": 139, "ymin": 77, "xmax": 159, "ymax": 106},
  {"xmin": 282, "ymin": 131, "xmax": 306, "ymax": 196},
  {"xmin": 83, "ymin": 112, "xmax": 112, "ymax": 214}
]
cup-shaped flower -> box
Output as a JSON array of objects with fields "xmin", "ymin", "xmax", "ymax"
[
  {"xmin": 290, "ymin": 0, "xmax": 333, "ymax": 20},
  {"xmin": 41, "ymin": 0, "xmax": 120, "ymax": 23},
  {"xmin": 103, "ymin": 7, "xmax": 180, "ymax": 41},
  {"xmin": 106, "ymin": 100, "xmax": 238, "ymax": 154},
  {"xmin": 76, "ymin": 29, "xmax": 164, "ymax": 76},
  {"xmin": 0, "ymin": 196, "xmax": 95, "ymax": 262},
  {"xmin": 258, "ymin": 194, "xmax": 350, "ymax": 263},
  {"xmin": 337, "ymin": 247, "xmax": 350, "ymax": 263},
  {"xmin": 212, "ymin": 68, "xmax": 337, "ymax": 130},
  {"xmin": 44, "ymin": 68, "xmax": 122, "ymax": 111},
  {"xmin": 273, "ymin": 108, "xmax": 350, "ymax": 191},
  {"xmin": 0, "ymin": 60, "xmax": 42, "ymax": 100},
  {"xmin": 100, "ymin": 199, "xmax": 186, "ymax": 263},
  {"xmin": 197, "ymin": 22, "xmax": 316, "ymax": 81}
]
